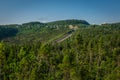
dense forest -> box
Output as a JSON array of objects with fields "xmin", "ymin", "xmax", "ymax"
[
  {"xmin": 0, "ymin": 19, "xmax": 89, "ymax": 45},
  {"xmin": 0, "ymin": 20, "xmax": 120, "ymax": 80}
]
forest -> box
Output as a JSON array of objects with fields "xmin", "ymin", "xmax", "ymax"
[{"xmin": 0, "ymin": 20, "xmax": 120, "ymax": 80}]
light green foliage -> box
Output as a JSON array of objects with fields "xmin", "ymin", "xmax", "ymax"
[{"xmin": 0, "ymin": 42, "xmax": 5, "ymax": 63}]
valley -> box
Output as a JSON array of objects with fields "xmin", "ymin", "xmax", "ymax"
[{"xmin": 0, "ymin": 19, "xmax": 120, "ymax": 80}]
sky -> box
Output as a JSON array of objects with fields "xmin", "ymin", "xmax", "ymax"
[{"xmin": 0, "ymin": 0, "xmax": 120, "ymax": 25}]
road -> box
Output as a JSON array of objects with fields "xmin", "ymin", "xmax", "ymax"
[{"xmin": 53, "ymin": 30, "xmax": 74, "ymax": 43}]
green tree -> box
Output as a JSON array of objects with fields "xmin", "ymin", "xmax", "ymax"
[{"xmin": 0, "ymin": 42, "xmax": 6, "ymax": 80}]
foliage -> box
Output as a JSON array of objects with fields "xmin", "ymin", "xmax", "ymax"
[{"xmin": 0, "ymin": 21, "xmax": 120, "ymax": 80}]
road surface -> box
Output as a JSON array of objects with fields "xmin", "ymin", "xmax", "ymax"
[{"xmin": 53, "ymin": 30, "xmax": 74, "ymax": 43}]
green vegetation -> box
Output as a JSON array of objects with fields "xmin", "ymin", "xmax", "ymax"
[
  {"xmin": 1, "ymin": 19, "xmax": 88, "ymax": 44},
  {"xmin": 47, "ymin": 19, "xmax": 89, "ymax": 25},
  {"xmin": 0, "ymin": 25, "xmax": 18, "ymax": 40},
  {"xmin": 0, "ymin": 20, "xmax": 120, "ymax": 80}
]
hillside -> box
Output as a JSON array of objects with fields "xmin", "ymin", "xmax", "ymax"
[
  {"xmin": 0, "ymin": 20, "xmax": 120, "ymax": 80},
  {"xmin": 0, "ymin": 19, "xmax": 89, "ymax": 44},
  {"xmin": 47, "ymin": 19, "xmax": 89, "ymax": 25}
]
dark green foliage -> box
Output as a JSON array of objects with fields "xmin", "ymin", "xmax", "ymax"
[
  {"xmin": 22, "ymin": 22, "xmax": 44, "ymax": 26},
  {"xmin": 47, "ymin": 19, "xmax": 90, "ymax": 25},
  {"xmin": 0, "ymin": 26, "xmax": 18, "ymax": 40}
]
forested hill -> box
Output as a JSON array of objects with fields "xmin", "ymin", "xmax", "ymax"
[
  {"xmin": 22, "ymin": 19, "xmax": 90, "ymax": 25},
  {"xmin": 0, "ymin": 21, "xmax": 120, "ymax": 80},
  {"xmin": 22, "ymin": 22, "xmax": 44, "ymax": 25},
  {"xmin": 0, "ymin": 20, "xmax": 120, "ymax": 80},
  {"xmin": 46, "ymin": 19, "xmax": 90, "ymax": 25},
  {"xmin": 0, "ymin": 19, "xmax": 89, "ymax": 44}
]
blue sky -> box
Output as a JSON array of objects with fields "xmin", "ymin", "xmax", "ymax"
[{"xmin": 0, "ymin": 0, "xmax": 120, "ymax": 24}]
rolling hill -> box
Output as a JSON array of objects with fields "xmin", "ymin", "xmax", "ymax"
[
  {"xmin": 0, "ymin": 19, "xmax": 89, "ymax": 44},
  {"xmin": 0, "ymin": 19, "xmax": 120, "ymax": 80}
]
